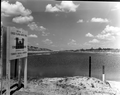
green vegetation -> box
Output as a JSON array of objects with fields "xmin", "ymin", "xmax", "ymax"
[
  {"xmin": 75, "ymin": 47, "xmax": 120, "ymax": 53},
  {"xmin": 28, "ymin": 45, "xmax": 52, "ymax": 51}
]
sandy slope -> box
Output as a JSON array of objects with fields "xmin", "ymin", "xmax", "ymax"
[
  {"xmin": 107, "ymin": 80, "xmax": 120, "ymax": 93},
  {"xmin": 1, "ymin": 76, "xmax": 120, "ymax": 95}
]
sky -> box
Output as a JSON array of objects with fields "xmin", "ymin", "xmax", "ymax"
[{"xmin": 1, "ymin": 0, "xmax": 120, "ymax": 50}]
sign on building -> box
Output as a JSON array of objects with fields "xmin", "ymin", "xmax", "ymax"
[{"xmin": 8, "ymin": 27, "xmax": 28, "ymax": 60}]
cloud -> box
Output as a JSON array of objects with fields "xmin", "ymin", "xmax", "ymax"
[
  {"xmin": 1, "ymin": 1, "xmax": 34, "ymax": 24},
  {"xmin": 42, "ymin": 31, "xmax": 50, "ymax": 36},
  {"xmin": 91, "ymin": 18, "xmax": 109, "ymax": 23},
  {"xmin": 1, "ymin": 13, "xmax": 10, "ymax": 17},
  {"xmin": 42, "ymin": 39, "xmax": 53, "ymax": 45},
  {"xmin": 45, "ymin": 1, "xmax": 79, "ymax": 13},
  {"xmin": 96, "ymin": 25, "xmax": 120, "ymax": 41},
  {"xmin": 1, "ymin": 1, "xmax": 31, "ymax": 17},
  {"xmin": 40, "ymin": 26, "xmax": 46, "ymax": 31},
  {"xmin": 28, "ymin": 22, "xmax": 38, "ymax": 30},
  {"xmin": 96, "ymin": 33, "xmax": 116, "ymax": 41},
  {"xmin": 51, "ymin": 44, "xmax": 57, "ymax": 47},
  {"xmin": 102, "ymin": 25, "xmax": 120, "ymax": 35},
  {"xmin": 28, "ymin": 34, "xmax": 38, "ymax": 38},
  {"xmin": 84, "ymin": 42, "xmax": 91, "ymax": 46},
  {"xmin": 12, "ymin": 15, "xmax": 33, "ymax": 23},
  {"xmin": 85, "ymin": 33, "xmax": 94, "ymax": 37},
  {"xmin": 45, "ymin": 4, "xmax": 61, "ymax": 12},
  {"xmin": 28, "ymin": 22, "xmax": 46, "ymax": 31},
  {"xmin": 36, "ymin": 43, "xmax": 39, "ymax": 45},
  {"xmin": 55, "ymin": 14, "xmax": 59, "ymax": 16},
  {"xmin": 89, "ymin": 39, "xmax": 100, "ymax": 43},
  {"xmin": 53, "ymin": 34, "xmax": 55, "ymax": 36},
  {"xmin": 77, "ymin": 19, "xmax": 83, "ymax": 23},
  {"xmin": 86, "ymin": 20, "xmax": 89, "ymax": 23},
  {"xmin": 85, "ymin": 25, "xmax": 120, "ymax": 47},
  {"xmin": 68, "ymin": 39, "xmax": 77, "ymax": 46},
  {"xmin": 111, "ymin": 4, "xmax": 120, "ymax": 11},
  {"xmin": 57, "ymin": 1, "xmax": 80, "ymax": 12}
]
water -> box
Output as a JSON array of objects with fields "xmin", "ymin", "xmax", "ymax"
[{"xmin": 26, "ymin": 52, "xmax": 120, "ymax": 81}]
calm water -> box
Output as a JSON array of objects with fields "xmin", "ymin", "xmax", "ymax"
[{"xmin": 27, "ymin": 52, "xmax": 120, "ymax": 81}]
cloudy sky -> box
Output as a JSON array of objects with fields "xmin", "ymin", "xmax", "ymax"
[{"xmin": 1, "ymin": 0, "xmax": 120, "ymax": 50}]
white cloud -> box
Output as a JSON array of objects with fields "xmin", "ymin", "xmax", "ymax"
[
  {"xmin": 96, "ymin": 25, "xmax": 120, "ymax": 41},
  {"xmin": 1, "ymin": 1, "xmax": 34, "ymax": 24},
  {"xmin": 53, "ymin": 34, "xmax": 55, "ymax": 36},
  {"xmin": 28, "ymin": 22, "xmax": 46, "ymax": 31},
  {"xmin": 1, "ymin": 1, "xmax": 31, "ymax": 17},
  {"xmin": 96, "ymin": 33, "xmax": 116, "ymax": 41},
  {"xmin": 84, "ymin": 42, "xmax": 91, "ymax": 46},
  {"xmin": 85, "ymin": 25, "xmax": 120, "ymax": 47},
  {"xmin": 36, "ymin": 43, "xmax": 39, "ymax": 45},
  {"xmin": 57, "ymin": 1, "xmax": 80, "ymax": 12},
  {"xmin": 85, "ymin": 33, "xmax": 94, "ymax": 37},
  {"xmin": 28, "ymin": 22, "xmax": 38, "ymax": 30},
  {"xmin": 39, "ymin": 26, "xmax": 46, "ymax": 31},
  {"xmin": 68, "ymin": 39, "xmax": 77, "ymax": 46},
  {"xmin": 42, "ymin": 39, "xmax": 53, "ymax": 45},
  {"xmin": 91, "ymin": 18, "xmax": 109, "ymax": 23},
  {"xmin": 45, "ymin": 4, "xmax": 61, "ymax": 12},
  {"xmin": 102, "ymin": 25, "xmax": 120, "ymax": 35},
  {"xmin": 1, "ymin": 13, "xmax": 10, "ymax": 17},
  {"xmin": 45, "ymin": 1, "xmax": 79, "ymax": 13},
  {"xmin": 42, "ymin": 31, "xmax": 50, "ymax": 36},
  {"xmin": 55, "ymin": 14, "xmax": 59, "ymax": 16},
  {"xmin": 89, "ymin": 39, "xmax": 100, "ymax": 43},
  {"xmin": 77, "ymin": 19, "xmax": 83, "ymax": 23},
  {"xmin": 12, "ymin": 15, "xmax": 33, "ymax": 23},
  {"xmin": 51, "ymin": 44, "xmax": 57, "ymax": 47},
  {"xmin": 111, "ymin": 4, "xmax": 120, "ymax": 11},
  {"xmin": 87, "ymin": 20, "xmax": 89, "ymax": 23},
  {"xmin": 29, "ymin": 34, "xmax": 38, "ymax": 38}
]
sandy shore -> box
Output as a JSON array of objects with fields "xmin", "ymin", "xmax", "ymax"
[
  {"xmin": 1, "ymin": 76, "xmax": 120, "ymax": 95},
  {"xmin": 107, "ymin": 80, "xmax": 120, "ymax": 92}
]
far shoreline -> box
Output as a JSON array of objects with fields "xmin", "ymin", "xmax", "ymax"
[{"xmin": 28, "ymin": 50, "xmax": 120, "ymax": 55}]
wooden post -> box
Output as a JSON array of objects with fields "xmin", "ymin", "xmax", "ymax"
[
  {"xmin": 0, "ymin": 53, "xmax": 3, "ymax": 95},
  {"xmin": 18, "ymin": 58, "xmax": 22, "ymax": 87},
  {"xmin": 89, "ymin": 56, "xmax": 91, "ymax": 77},
  {"xmin": 24, "ymin": 57, "xmax": 27, "ymax": 88},
  {"xmin": 6, "ymin": 27, "xmax": 10, "ymax": 95},
  {"xmin": 0, "ymin": 25, "xmax": 3, "ymax": 95},
  {"xmin": 14, "ymin": 59, "xmax": 17, "ymax": 78},
  {"xmin": 102, "ymin": 65, "xmax": 105, "ymax": 82}
]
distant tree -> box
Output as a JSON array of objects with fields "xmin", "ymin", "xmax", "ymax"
[
  {"xmin": 90, "ymin": 47, "xmax": 94, "ymax": 50},
  {"xmin": 98, "ymin": 47, "xmax": 102, "ymax": 50},
  {"xmin": 81, "ymin": 48, "xmax": 85, "ymax": 51}
]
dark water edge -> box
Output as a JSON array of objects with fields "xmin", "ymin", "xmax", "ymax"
[{"xmin": 26, "ymin": 52, "xmax": 120, "ymax": 81}]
